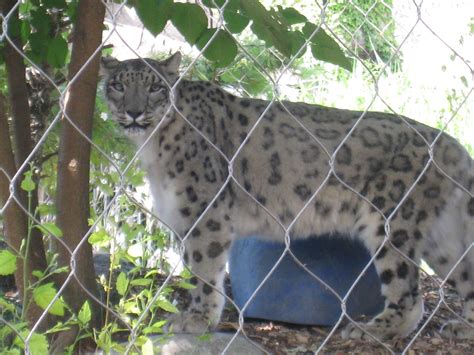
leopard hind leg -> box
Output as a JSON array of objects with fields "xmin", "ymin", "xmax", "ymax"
[
  {"xmin": 421, "ymin": 188, "xmax": 474, "ymax": 340},
  {"xmin": 342, "ymin": 210, "xmax": 424, "ymax": 340}
]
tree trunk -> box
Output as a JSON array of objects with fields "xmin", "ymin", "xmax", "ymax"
[
  {"xmin": 1, "ymin": 1, "xmax": 50, "ymax": 331},
  {"xmin": 54, "ymin": 0, "xmax": 105, "ymax": 338}
]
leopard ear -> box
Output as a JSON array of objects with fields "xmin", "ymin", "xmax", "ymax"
[
  {"xmin": 162, "ymin": 52, "xmax": 182, "ymax": 73},
  {"xmin": 100, "ymin": 56, "xmax": 120, "ymax": 77}
]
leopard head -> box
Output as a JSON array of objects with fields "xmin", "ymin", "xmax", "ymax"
[{"xmin": 101, "ymin": 52, "xmax": 181, "ymax": 137}]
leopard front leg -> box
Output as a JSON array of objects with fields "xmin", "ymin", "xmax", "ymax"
[{"xmin": 167, "ymin": 219, "xmax": 232, "ymax": 334}]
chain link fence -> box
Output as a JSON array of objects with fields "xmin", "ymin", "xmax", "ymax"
[{"xmin": 1, "ymin": 0, "xmax": 473, "ymax": 353}]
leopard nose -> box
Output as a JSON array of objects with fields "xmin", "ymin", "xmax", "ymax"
[{"xmin": 126, "ymin": 110, "xmax": 143, "ymax": 119}]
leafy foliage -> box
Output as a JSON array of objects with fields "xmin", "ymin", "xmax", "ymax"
[
  {"xmin": 135, "ymin": 0, "xmax": 173, "ymax": 36},
  {"xmin": 3, "ymin": 0, "xmax": 77, "ymax": 67},
  {"xmin": 325, "ymin": 0, "xmax": 400, "ymax": 69},
  {"xmin": 303, "ymin": 23, "xmax": 352, "ymax": 70},
  {"xmin": 131, "ymin": 0, "xmax": 352, "ymax": 70},
  {"xmin": 196, "ymin": 29, "xmax": 238, "ymax": 67},
  {"xmin": 171, "ymin": 3, "xmax": 208, "ymax": 45}
]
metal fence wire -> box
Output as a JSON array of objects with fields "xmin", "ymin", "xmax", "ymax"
[{"xmin": 1, "ymin": 0, "xmax": 473, "ymax": 354}]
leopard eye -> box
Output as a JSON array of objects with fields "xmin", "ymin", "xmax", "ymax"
[
  {"xmin": 149, "ymin": 83, "xmax": 163, "ymax": 93},
  {"xmin": 111, "ymin": 82, "xmax": 124, "ymax": 92}
]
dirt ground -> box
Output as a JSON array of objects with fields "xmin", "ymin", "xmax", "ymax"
[{"xmin": 213, "ymin": 272, "xmax": 474, "ymax": 354}]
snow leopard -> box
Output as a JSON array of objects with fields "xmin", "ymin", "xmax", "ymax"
[{"xmin": 101, "ymin": 52, "xmax": 474, "ymax": 341}]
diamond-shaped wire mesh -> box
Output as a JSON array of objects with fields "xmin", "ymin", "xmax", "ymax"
[{"xmin": 0, "ymin": 0, "xmax": 473, "ymax": 353}]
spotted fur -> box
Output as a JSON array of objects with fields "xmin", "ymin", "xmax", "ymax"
[{"xmin": 102, "ymin": 53, "xmax": 474, "ymax": 340}]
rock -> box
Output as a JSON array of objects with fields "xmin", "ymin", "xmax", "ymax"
[{"xmin": 149, "ymin": 333, "xmax": 264, "ymax": 355}]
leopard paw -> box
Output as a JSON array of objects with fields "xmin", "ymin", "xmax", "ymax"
[
  {"xmin": 166, "ymin": 312, "xmax": 216, "ymax": 334},
  {"xmin": 341, "ymin": 319, "xmax": 404, "ymax": 341},
  {"xmin": 440, "ymin": 320, "xmax": 474, "ymax": 340}
]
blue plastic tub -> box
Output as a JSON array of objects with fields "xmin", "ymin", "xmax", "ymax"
[{"xmin": 229, "ymin": 235, "xmax": 384, "ymax": 326}]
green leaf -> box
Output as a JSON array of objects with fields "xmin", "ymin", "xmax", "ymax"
[
  {"xmin": 50, "ymin": 266, "xmax": 69, "ymax": 275},
  {"xmin": 28, "ymin": 332, "xmax": 49, "ymax": 355},
  {"xmin": 116, "ymin": 272, "xmax": 128, "ymax": 296},
  {"xmin": 88, "ymin": 229, "xmax": 111, "ymax": 246},
  {"xmin": 0, "ymin": 250, "xmax": 17, "ymax": 276},
  {"xmin": 289, "ymin": 30, "xmax": 307, "ymax": 57},
  {"xmin": 66, "ymin": 1, "xmax": 78, "ymax": 23},
  {"xmin": 130, "ymin": 278, "xmax": 152, "ymax": 287},
  {"xmin": 33, "ymin": 283, "xmax": 65, "ymax": 316},
  {"xmin": 134, "ymin": 335, "xmax": 149, "ymax": 347},
  {"xmin": 19, "ymin": 1, "xmax": 34, "ymax": 13},
  {"xmin": 241, "ymin": 0, "xmax": 293, "ymax": 57},
  {"xmin": 7, "ymin": 16, "xmax": 21, "ymax": 38},
  {"xmin": 157, "ymin": 299, "xmax": 178, "ymax": 313},
  {"xmin": 277, "ymin": 7, "xmax": 307, "ymax": 25},
  {"xmin": 303, "ymin": 23, "xmax": 352, "ymax": 71},
  {"xmin": 46, "ymin": 36, "xmax": 68, "ymax": 68},
  {"xmin": 32, "ymin": 270, "xmax": 44, "ymax": 278},
  {"xmin": 143, "ymin": 320, "xmax": 167, "ymax": 334},
  {"xmin": 37, "ymin": 203, "xmax": 56, "ymax": 216},
  {"xmin": 135, "ymin": 0, "xmax": 173, "ymax": 36},
  {"xmin": 28, "ymin": 32, "xmax": 48, "ymax": 61},
  {"xmin": 196, "ymin": 29, "xmax": 238, "ymax": 67},
  {"xmin": 43, "ymin": 322, "xmax": 71, "ymax": 335},
  {"xmin": 30, "ymin": 8, "xmax": 52, "ymax": 35},
  {"xmin": 224, "ymin": 8, "xmax": 250, "ymax": 33},
  {"xmin": 176, "ymin": 280, "xmax": 197, "ymax": 290},
  {"xmin": 0, "ymin": 297, "xmax": 17, "ymax": 312},
  {"xmin": 20, "ymin": 20, "xmax": 31, "ymax": 43},
  {"xmin": 141, "ymin": 337, "xmax": 154, "ymax": 355},
  {"xmin": 97, "ymin": 181, "xmax": 114, "ymax": 196},
  {"xmin": 16, "ymin": 331, "xmax": 49, "ymax": 355},
  {"xmin": 21, "ymin": 171, "xmax": 36, "ymax": 192},
  {"xmin": 130, "ymin": 279, "xmax": 153, "ymax": 286},
  {"xmin": 78, "ymin": 301, "xmax": 91, "ymax": 325},
  {"xmin": 127, "ymin": 170, "xmax": 145, "ymax": 186},
  {"xmin": 4, "ymin": 350, "xmax": 21, "ymax": 355},
  {"xmin": 127, "ymin": 243, "xmax": 143, "ymax": 258},
  {"xmin": 35, "ymin": 222, "xmax": 63, "ymax": 238},
  {"xmin": 250, "ymin": 21, "xmax": 292, "ymax": 57},
  {"xmin": 171, "ymin": 3, "xmax": 207, "ymax": 45},
  {"xmin": 96, "ymin": 328, "xmax": 112, "ymax": 352},
  {"xmin": 123, "ymin": 301, "xmax": 140, "ymax": 314},
  {"xmin": 144, "ymin": 269, "xmax": 159, "ymax": 278}
]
